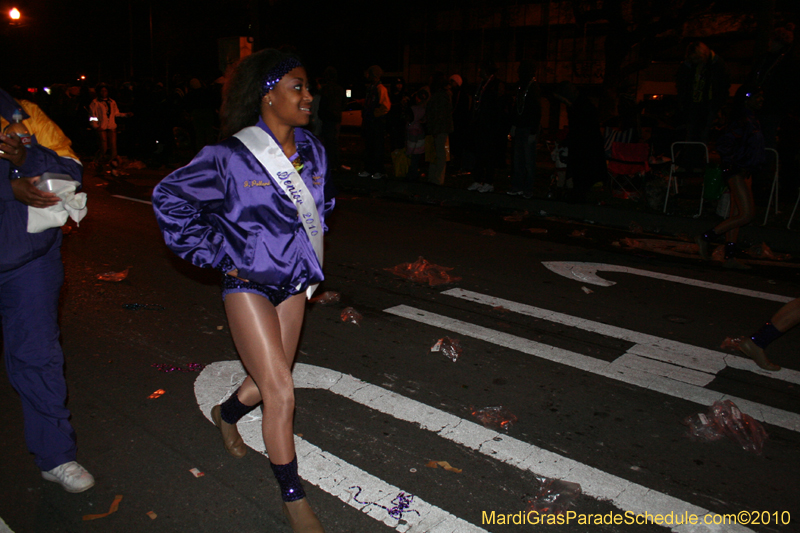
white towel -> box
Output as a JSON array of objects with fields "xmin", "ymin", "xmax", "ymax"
[{"xmin": 27, "ymin": 181, "xmax": 88, "ymax": 233}]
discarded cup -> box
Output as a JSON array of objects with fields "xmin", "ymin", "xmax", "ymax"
[
  {"xmin": 430, "ymin": 337, "xmax": 462, "ymax": 362},
  {"xmin": 528, "ymin": 476, "xmax": 582, "ymax": 515},
  {"xmin": 471, "ymin": 406, "xmax": 518, "ymax": 430},
  {"xmin": 341, "ymin": 307, "xmax": 362, "ymax": 325}
]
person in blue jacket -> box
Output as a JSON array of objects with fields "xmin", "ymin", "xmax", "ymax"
[
  {"xmin": 0, "ymin": 89, "xmax": 94, "ymax": 493},
  {"xmin": 152, "ymin": 49, "xmax": 333, "ymax": 532}
]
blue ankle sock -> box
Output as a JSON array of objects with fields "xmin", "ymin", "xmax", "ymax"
[
  {"xmin": 270, "ymin": 457, "xmax": 306, "ymax": 502},
  {"xmin": 219, "ymin": 388, "xmax": 258, "ymax": 424},
  {"xmin": 751, "ymin": 322, "xmax": 784, "ymax": 348},
  {"xmin": 724, "ymin": 242, "xmax": 736, "ymax": 260}
]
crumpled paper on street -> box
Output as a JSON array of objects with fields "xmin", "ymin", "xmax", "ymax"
[
  {"xmin": 97, "ymin": 268, "xmax": 129, "ymax": 282},
  {"xmin": 503, "ymin": 210, "xmax": 528, "ymax": 222},
  {"xmin": 83, "ymin": 495, "xmax": 123, "ymax": 521},
  {"xmin": 385, "ymin": 257, "xmax": 461, "ymax": 286},
  {"xmin": 28, "ymin": 180, "xmax": 87, "ymax": 233},
  {"xmin": 430, "ymin": 337, "xmax": 462, "ymax": 362},
  {"xmin": 527, "ymin": 476, "xmax": 582, "ymax": 515},
  {"xmin": 425, "ymin": 460, "xmax": 462, "ymax": 473}
]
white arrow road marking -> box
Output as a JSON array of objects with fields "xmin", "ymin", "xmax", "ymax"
[
  {"xmin": 196, "ymin": 361, "xmax": 753, "ymax": 533},
  {"xmin": 195, "ymin": 361, "xmax": 487, "ymax": 532},
  {"xmin": 542, "ymin": 262, "xmax": 794, "ymax": 303},
  {"xmin": 384, "ymin": 305, "xmax": 800, "ymax": 433},
  {"xmin": 442, "ymin": 288, "xmax": 800, "ymax": 386}
]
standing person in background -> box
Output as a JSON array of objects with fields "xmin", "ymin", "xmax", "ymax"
[
  {"xmin": 405, "ymin": 87, "xmax": 428, "ymax": 182},
  {"xmin": 0, "ymin": 88, "xmax": 94, "ymax": 494},
  {"xmin": 89, "ymin": 83, "xmax": 132, "ymax": 166},
  {"xmin": 152, "ymin": 49, "xmax": 332, "ymax": 532},
  {"xmin": 359, "ymin": 65, "xmax": 391, "ymax": 179},
  {"xmin": 467, "ymin": 60, "xmax": 505, "ymax": 193},
  {"xmin": 696, "ymin": 86, "xmax": 765, "ymax": 270},
  {"xmin": 676, "ymin": 41, "xmax": 730, "ymax": 168},
  {"xmin": 746, "ymin": 24, "xmax": 798, "ymax": 149},
  {"xmin": 319, "ymin": 67, "xmax": 345, "ymax": 170},
  {"xmin": 425, "ymin": 72, "xmax": 453, "ymax": 185},
  {"xmin": 552, "ymin": 81, "xmax": 605, "ymax": 202},
  {"xmin": 738, "ymin": 297, "xmax": 799, "ymax": 371},
  {"xmin": 508, "ymin": 61, "xmax": 541, "ymax": 199},
  {"xmin": 448, "ymin": 74, "xmax": 472, "ymax": 173},
  {"xmin": 387, "ymin": 77, "xmax": 407, "ymax": 152}
]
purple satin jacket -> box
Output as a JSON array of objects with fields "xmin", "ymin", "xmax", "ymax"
[{"xmin": 152, "ymin": 119, "xmax": 334, "ymax": 290}]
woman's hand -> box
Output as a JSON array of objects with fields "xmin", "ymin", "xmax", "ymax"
[
  {"xmin": 226, "ymin": 269, "xmax": 250, "ymax": 282},
  {"xmin": 11, "ymin": 176, "xmax": 60, "ymax": 208},
  {"xmin": 0, "ymin": 133, "xmax": 27, "ymax": 167}
]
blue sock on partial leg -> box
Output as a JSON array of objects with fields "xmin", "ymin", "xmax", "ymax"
[
  {"xmin": 751, "ymin": 321, "xmax": 784, "ymax": 349},
  {"xmin": 270, "ymin": 456, "xmax": 306, "ymax": 502},
  {"xmin": 219, "ymin": 387, "xmax": 259, "ymax": 424}
]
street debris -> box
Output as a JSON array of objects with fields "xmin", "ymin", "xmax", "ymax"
[
  {"xmin": 83, "ymin": 495, "xmax": 123, "ymax": 521},
  {"xmin": 503, "ymin": 211, "xmax": 528, "ymax": 222},
  {"xmin": 189, "ymin": 468, "xmax": 204, "ymax": 478},
  {"xmin": 471, "ymin": 406, "xmax": 518, "ymax": 430},
  {"xmin": 309, "ymin": 291, "xmax": 341, "ymax": 304},
  {"xmin": 480, "ymin": 229, "xmax": 497, "ymax": 236},
  {"xmin": 122, "ymin": 303, "xmax": 165, "ymax": 311},
  {"xmin": 385, "ymin": 256, "xmax": 461, "ymax": 286},
  {"xmin": 425, "ymin": 460, "xmax": 462, "ymax": 473},
  {"xmin": 525, "ymin": 227, "xmax": 548, "ymax": 234},
  {"xmin": 746, "ymin": 242, "xmax": 791, "ymax": 261},
  {"xmin": 97, "ymin": 268, "xmax": 129, "ymax": 282},
  {"xmin": 581, "ymin": 286, "xmax": 593, "ymax": 294},
  {"xmin": 341, "ymin": 307, "xmax": 362, "ymax": 325},
  {"xmin": 152, "ymin": 363, "xmax": 205, "ymax": 373},
  {"xmin": 349, "ymin": 486, "xmax": 420, "ymax": 521},
  {"xmin": 683, "ymin": 400, "xmax": 767, "ymax": 454},
  {"xmin": 148, "ymin": 389, "xmax": 166, "ymax": 399},
  {"xmin": 628, "ymin": 221, "xmax": 643, "ymax": 233},
  {"xmin": 147, "ymin": 511, "xmax": 157, "ymax": 520},
  {"xmin": 492, "ymin": 306, "xmax": 511, "ymax": 313},
  {"xmin": 528, "ymin": 476, "xmax": 582, "ymax": 515},
  {"xmin": 430, "ymin": 337, "xmax": 462, "ymax": 362},
  {"xmin": 569, "ymin": 229, "xmax": 587, "ymax": 237}
]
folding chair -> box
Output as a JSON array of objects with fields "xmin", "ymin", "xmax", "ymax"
[
  {"xmin": 762, "ymin": 148, "xmax": 780, "ymax": 225},
  {"xmin": 607, "ymin": 141, "xmax": 650, "ymax": 199},
  {"xmin": 663, "ymin": 141, "xmax": 708, "ymax": 216},
  {"xmin": 788, "ymin": 187, "xmax": 800, "ymax": 230}
]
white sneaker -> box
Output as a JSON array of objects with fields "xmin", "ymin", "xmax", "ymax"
[
  {"xmin": 467, "ymin": 182, "xmax": 482, "ymax": 191},
  {"xmin": 357, "ymin": 171, "xmax": 371, "ymax": 178},
  {"xmin": 478, "ymin": 183, "xmax": 495, "ymax": 193},
  {"xmin": 372, "ymin": 173, "xmax": 386, "ymax": 179},
  {"xmin": 42, "ymin": 461, "xmax": 95, "ymax": 493}
]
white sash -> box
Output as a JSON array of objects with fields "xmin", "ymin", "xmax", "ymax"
[{"xmin": 234, "ymin": 126, "xmax": 323, "ymax": 299}]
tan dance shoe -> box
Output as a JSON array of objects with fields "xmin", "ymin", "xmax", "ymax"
[
  {"xmin": 738, "ymin": 338, "xmax": 781, "ymax": 371},
  {"xmin": 283, "ymin": 498, "xmax": 324, "ymax": 532},
  {"xmin": 210, "ymin": 405, "xmax": 247, "ymax": 458}
]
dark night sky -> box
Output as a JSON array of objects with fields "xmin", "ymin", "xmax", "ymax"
[{"xmin": 1, "ymin": 0, "xmax": 407, "ymax": 89}]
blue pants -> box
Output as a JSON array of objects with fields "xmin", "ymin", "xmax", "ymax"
[{"xmin": 0, "ymin": 246, "xmax": 76, "ymax": 471}]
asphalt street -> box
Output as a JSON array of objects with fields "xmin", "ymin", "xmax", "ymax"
[{"xmin": 1, "ymin": 165, "xmax": 798, "ymax": 533}]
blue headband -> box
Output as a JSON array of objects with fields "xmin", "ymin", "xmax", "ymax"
[{"xmin": 261, "ymin": 58, "xmax": 303, "ymax": 96}]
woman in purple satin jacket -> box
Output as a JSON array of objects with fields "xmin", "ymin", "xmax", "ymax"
[{"xmin": 152, "ymin": 49, "xmax": 331, "ymax": 532}]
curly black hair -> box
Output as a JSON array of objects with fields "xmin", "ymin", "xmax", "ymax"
[{"xmin": 220, "ymin": 48, "xmax": 302, "ymax": 139}]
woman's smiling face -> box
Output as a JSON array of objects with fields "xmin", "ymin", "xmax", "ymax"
[{"xmin": 265, "ymin": 67, "xmax": 312, "ymax": 128}]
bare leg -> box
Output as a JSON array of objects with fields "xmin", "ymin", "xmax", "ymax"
[
  {"xmin": 224, "ymin": 292, "xmax": 306, "ymax": 465},
  {"xmin": 109, "ymin": 129, "xmax": 118, "ymax": 161},
  {"xmin": 772, "ymin": 297, "xmax": 800, "ymax": 332},
  {"xmin": 713, "ymin": 174, "xmax": 754, "ymax": 239}
]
